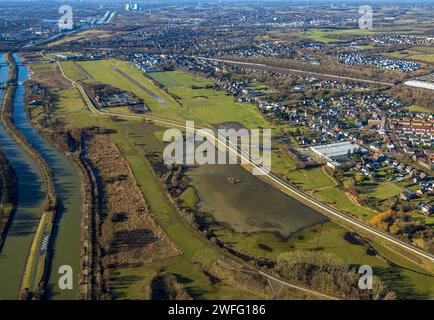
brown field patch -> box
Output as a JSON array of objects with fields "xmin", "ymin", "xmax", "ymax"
[{"xmin": 86, "ymin": 132, "xmax": 180, "ymax": 267}]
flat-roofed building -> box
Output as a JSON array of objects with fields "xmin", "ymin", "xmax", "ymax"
[
  {"xmin": 404, "ymin": 80, "xmax": 434, "ymax": 91},
  {"xmin": 310, "ymin": 141, "xmax": 368, "ymax": 162}
]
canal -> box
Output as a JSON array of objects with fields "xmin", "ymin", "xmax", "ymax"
[
  {"xmin": 13, "ymin": 54, "xmax": 82, "ymax": 299},
  {"xmin": 0, "ymin": 53, "xmax": 44, "ymax": 300},
  {"xmin": 0, "ymin": 54, "xmax": 82, "ymax": 299}
]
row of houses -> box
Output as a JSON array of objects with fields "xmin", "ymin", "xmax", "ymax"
[{"xmin": 338, "ymin": 52, "xmax": 420, "ymax": 72}]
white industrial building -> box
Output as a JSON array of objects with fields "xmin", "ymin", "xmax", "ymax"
[
  {"xmin": 310, "ymin": 141, "xmax": 368, "ymax": 169},
  {"xmin": 404, "ymin": 80, "xmax": 434, "ymax": 91}
]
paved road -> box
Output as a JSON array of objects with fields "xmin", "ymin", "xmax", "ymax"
[
  {"xmin": 198, "ymin": 57, "xmax": 396, "ymax": 87},
  {"xmin": 58, "ymin": 62, "xmax": 434, "ymax": 266}
]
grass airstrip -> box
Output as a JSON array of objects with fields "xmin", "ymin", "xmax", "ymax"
[{"xmin": 44, "ymin": 59, "xmax": 434, "ymax": 299}]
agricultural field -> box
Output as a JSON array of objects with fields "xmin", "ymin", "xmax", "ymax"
[
  {"xmin": 149, "ymin": 70, "xmax": 270, "ymax": 129},
  {"xmin": 295, "ymin": 28, "xmax": 388, "ymax": 43},
  {"xmin": 293, "ymin": 27, "xmax": 424, "ymax": 43}
]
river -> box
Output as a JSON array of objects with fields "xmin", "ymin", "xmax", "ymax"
[
  {"xmin": 0, "ymin": 54, "xmax": 45, "ymax": 300},
  {"xmin": 0, "ymin": 53, "xmax": 82, "ymax": 299}
]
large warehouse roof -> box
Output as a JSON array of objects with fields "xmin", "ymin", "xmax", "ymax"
[
  {"xmin": 310, "ymin": 141, "xmax": 367, "ymax": 160},
  {"xmin": 404, "ymin": 80, "xmax": 434, "ymax": 91}
]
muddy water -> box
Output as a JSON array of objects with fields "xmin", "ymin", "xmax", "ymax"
[
  {"xmin": 187, "ymin": 164, "xmax": 327, "ymax": 237},
  {"xmin": 12, "ymin": 55, "xmax": 82, "ymax": 299},
  {"xmin": 0, "ymin": 53, "xmax": 45, "ymax": 300},
  {"xmin": 121, "ymin": 121, "xmax": 327, "ymax": 237}
]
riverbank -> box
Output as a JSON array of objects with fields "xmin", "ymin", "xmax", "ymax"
[
  {"xmin": 0, "ymin": 52, "xmax": 45, "ymax": 300},
  {"xmin": 1, "ymin": 53, "xmax": 57, "ymax": 299},
  {"xmin": 15, "ymin": 55, "xmax": 82, "ymax": 300}
]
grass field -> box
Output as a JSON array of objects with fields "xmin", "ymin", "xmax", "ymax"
[
  {"xmin": 150, "ymin": 71, "xmax": 211, "ymax": 88},
  {"xmin": 359, "ymin": 181, "xmax": 403, "ymax": 200},
  {"xmin": 60, "ymin": 61, "xmax": 88, "ymax": 82},
  {"xmin": 296, "ymin": 29, "xmax": 378, "ymax": 43},
  {"xmin": 383, "ymin": 46, "xmax": 434, "ymax": 64},
  {"xmin": 407, "ymin": 105, "xmax": 433, "ymax": 114},
  {"xmin": 180, "ymin": 186, "xmax": 199, "ymax": 209},
  {"xmin": 285, "ymin": 167, "xmax": 336, "ymax": 191},
  {"xmin": 149, "ymin": 70, "xmax": 270, "ymax": 129},
  {"xmin": 214, "ymin": 219, "xmax": 434, "ymax": 299},
  {"xmin": 315, "ymin": 187, "xmax": 377, "ymax": 219},
  {"xmin": 110, "ymin": 256, "xmax": 261, "ymax": 300},
  {"xmin": 69, "ymin": 61, "xmax": 268, "ymax": 130}
]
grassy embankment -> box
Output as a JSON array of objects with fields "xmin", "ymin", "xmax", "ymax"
[
  {"xmin": 58, "ymin": 60, "xmax": 434, "ymax": 298},
  {"xmin": 0, "ymin": 53, "xmax": 19, "ymax": 244},
  {"xmin": 0, "ymin": 151, "xmax": 17, "ymax": 250},
  {"xmin": 1, "ymin": 53, "xmax": 57, "ymax": 299}
]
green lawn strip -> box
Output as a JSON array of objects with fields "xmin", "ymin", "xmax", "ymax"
[
  {"xmin": 60, "ymin": 61, "xmax": 87, "ymax": 82},
  {"xmin": 359, "ymin": 181, "xmax": 403, "ymax": 201},
  {"xmin": 314, "ymin": 187, "xmax": 377, "ymax": 219}
]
